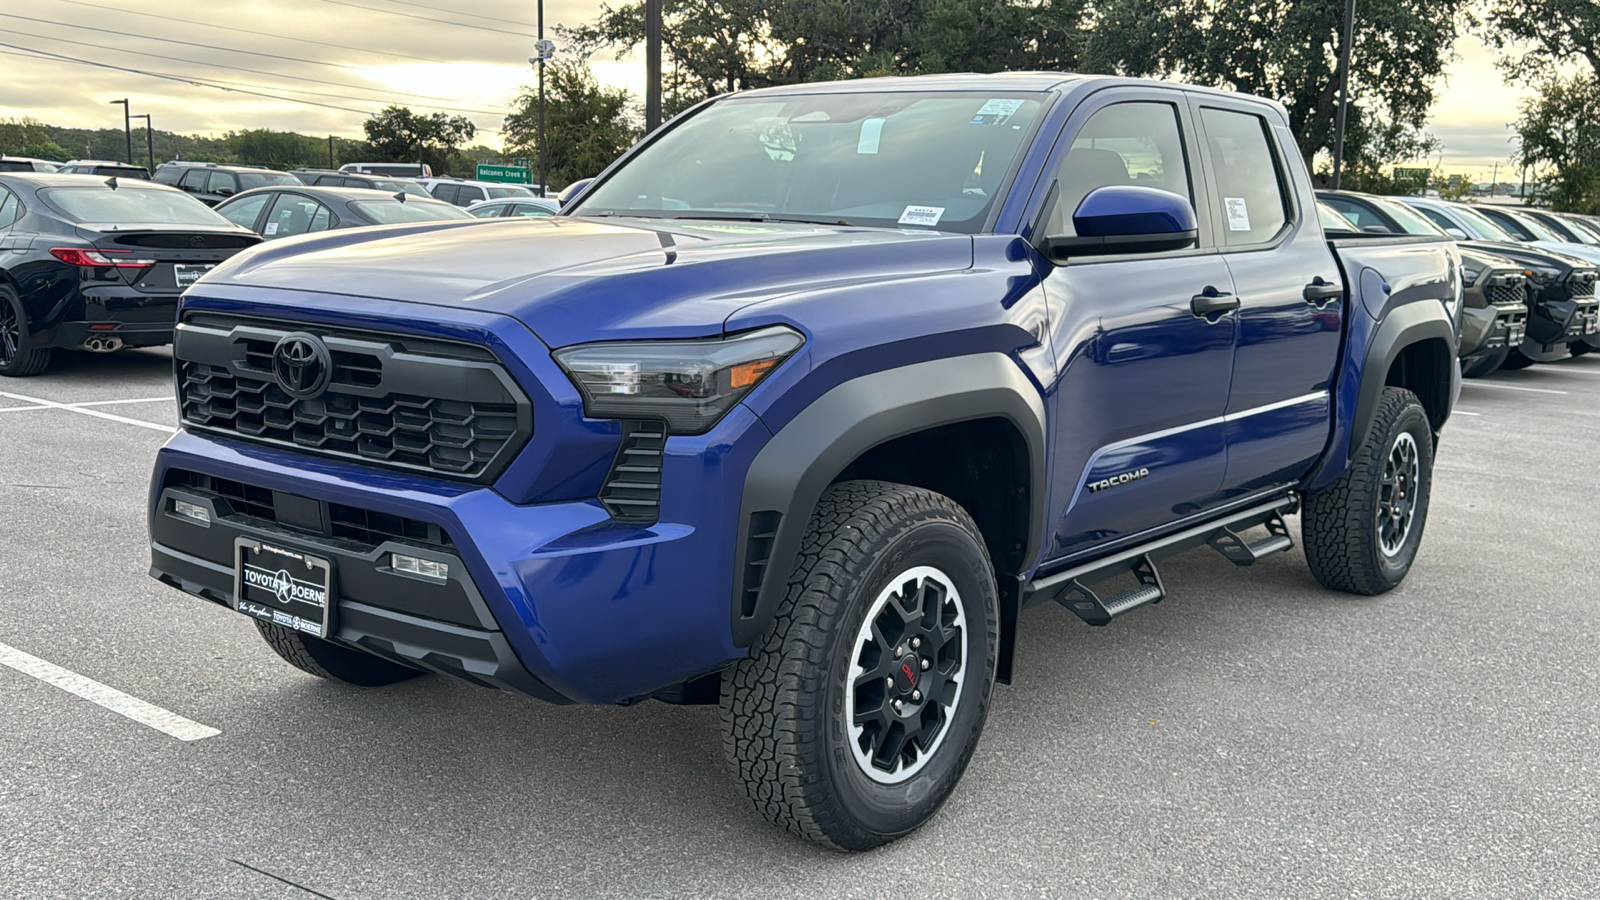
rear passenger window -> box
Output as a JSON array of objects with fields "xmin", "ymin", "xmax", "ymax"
[
  {"xmin": 313, "ymin": 175, "xmax": 344, "ymax": 187},
  {"xmin": 263, "ymin": 194, "xmax": 334, "ymax": 240},
  {"xmin": 179, "ymin": 169, "xmax": 208, "ymax": 191},
  {"xmin": 1199, "ymin": 108, "xmax": 1290, "ymax": 246},
  {"xmin": 1045, "ymin": 101, "xmax": 1192, "ymax": 238},
  {"xmin": 0, "ymin": 189, "xmax": 19, "ymax": 228},
  {"xmin": 431, "ymin": 184, "xmax": 459, "ymax": 205},
  {"xmin": 205, "ymin": 171, "xmax": 236, "ymax": 195}
]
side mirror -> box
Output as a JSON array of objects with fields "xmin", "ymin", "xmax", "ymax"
[
  {"xmin": 1445, "ymin": 227, "xmax": 1467, "ymax": 240},
  {"xmin": 558, "ymin": 177, "xmax": 594, "ymax": 208},
  {"xmin": 215, "ymin": 186, "xmax": 235, "ymax": 197},
  {"xmin": 1043, "ymin": 185, "xmax": 1198, "ymax": 259}
]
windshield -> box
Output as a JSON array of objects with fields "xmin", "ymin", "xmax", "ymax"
[
  {"xmin": 39, "ymin": 185, "xmax": 232, "ymax": 226},
  {"xmin": 1564, "ymin": 216, "xmax": 1600, "ymax": 243},
  {"xmin": 239, "ymin": 172, "xmax": 301, "ymax": 190},
  {"xmin": 1371, "ymin": 197, "xmax": 1446, "ymax": 236},
  {"xmin": 1448, "ymin": 204, "xmax": 1516, "ymax": 241},
  {"xmin": 1317, "ymin": 201, "xmax": 1358, "ymax": 233},
  {"xmin": 368, "ymin": 179, "xmax": 430, "ymax": 197},
  {"xmin": 574, "ymin": 91, "xmax": 1047, "ymax": 232},
  {"xmin": 487, "ymin": 186, "xmax": 533, "ymax": 198},
  {"xmin": 1505, "ymin": 209, "xmax": 1564, "ymax": 242},
  {"xmin": 350, "ymin": 199, "xmax": 473, "ymax": 224},
  {"xmin": 1535, "ymin": 212, "xmax": 1597, "ymax": 244}
]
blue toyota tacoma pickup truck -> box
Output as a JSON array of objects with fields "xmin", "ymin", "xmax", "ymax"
[{"xmin": 148, "ymin": 74, "xmax": 1460, "ymax": 849}]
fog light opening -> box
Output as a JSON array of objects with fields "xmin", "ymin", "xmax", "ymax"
[
  {"xmin": 391, "ymin": 553, "xmax": 448, "ymax": 582},
  {"xmin": 173, "ymin": 499, "xmax": 211, "ymax": 526}
]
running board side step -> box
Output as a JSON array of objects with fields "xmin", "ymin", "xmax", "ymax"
[{"xmin": 1026, "ymin": 497, "xmax": 1298, "ymax": 627}]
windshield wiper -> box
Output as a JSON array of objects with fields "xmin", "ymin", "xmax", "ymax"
[{"xmin": 670, "ymin": 213, "xmax": 856, "ymax": 227}]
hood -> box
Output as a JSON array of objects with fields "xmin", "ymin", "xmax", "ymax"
[
  {"xmin": 204, "ymin": 217, "xmax": 975, "ymax": 346},
  {"xmin": 1460, "ymin": 240, "xmax": 1596, "ymax": 275},
  {"xmin": 1529, "ymin": 240, "xmax": 1600, "ymax": 267}
]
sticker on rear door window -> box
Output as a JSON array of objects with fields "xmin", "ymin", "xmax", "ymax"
[
  {"xmin": 898, "ymin": 206, "xmax": 945, "ymax": 227},
  {"xmin": 1224, "ymin": 197, "xmax": 1251, "ymax": 232}
]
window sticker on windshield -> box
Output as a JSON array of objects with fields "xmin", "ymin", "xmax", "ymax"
[
  {"xmin": 898, "ymin": 205, "xmax": 945, "ymax": 227},
  {"xmin": 1224, "ymin": 197, "xmax": 1251, "ymax": 232},
  {"xmin": 858, "ymin": 118, "xmax": 885, "ymax": 155},
  {"xmin": 970, "ymin": 98, "xmax": 1025, "ymax": 125},
  {"xmin": 263, "ymin": 221, "xmax": 279, "ymax": 235}
]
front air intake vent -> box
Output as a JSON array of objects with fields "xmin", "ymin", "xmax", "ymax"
[
  {"xmin": 1486, "ymin": 276, "xmax": 1526, "ymax": 307},
  {"xmin": 598, "ymin": 420, "xmax": 666, "ymax": 522},
  {"xmin": 1570, "ymin": 272, "xmax": 1597, "ymax": 299}
]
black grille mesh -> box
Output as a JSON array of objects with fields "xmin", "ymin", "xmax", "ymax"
[
  {"xmin": 1486, "ymin": 280, "xmax": 1525, "ymax": 307},
  {"xmin": 598, "ymin": 421, "xmax": 666, "ymax": 522},
  {"xmin": 176, "ymin": 318, "xmax": 531, "ymax": 481},
  {"xmin": 1570, "ymin": 273, "xmax": 1597, "ymax": 299},
  {"xmin": 168, "ymin": 469, "xmax": 453, "ymax": 549}
]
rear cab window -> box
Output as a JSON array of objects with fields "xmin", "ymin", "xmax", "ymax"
[{"xmin": 1198, "ymin": 106, "xmax": 1290, "ymax": 246}]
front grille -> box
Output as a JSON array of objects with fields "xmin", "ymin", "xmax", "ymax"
[
  {"xmin": 1569, "ymin": 272, "xmax": 1597, "ymax": 299},
  {"xmin": 176, "ymin": 315, "xmax": 532, "ymax": 482},
  {"xmin": 1485, "ymin": 276, "xmax": 1526, "ymax": 307},
  {"xmin": 167, "ymin": 469, "xmax": 453, "ymax": 550}
]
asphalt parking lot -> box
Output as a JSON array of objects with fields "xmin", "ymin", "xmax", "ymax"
[{"xmin": 1, "ymin": 347, "xmax": 1597, "ymax": 899}]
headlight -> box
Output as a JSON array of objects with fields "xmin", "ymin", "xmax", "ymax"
[
  {"xmin": 1461, "ymin": 263, "xmax": 1482, "ymax": 287},
  {"xmin": 554, "ymin": 326, "xmax": 805, "ymax": 434},
  {"xmin": 1526, "ymin": 265, "xmax": 1563, "ymax": 283}
]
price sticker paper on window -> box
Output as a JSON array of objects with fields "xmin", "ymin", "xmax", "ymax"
[
  {"xmin": 1225, "ymin": 197, "xmax": 1251, "ymax": 232},
  {"xmin": 898, "ymin": 206, "xmax": 945, "ymax": 227},
  {"xmin": 857, "ymin": 118, "xmax": 885, "ymax": 155}
]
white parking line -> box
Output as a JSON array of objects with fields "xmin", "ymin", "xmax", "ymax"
[
  {"xmin": 0, "ymin": 640, "xmax": 220, "ymax": 742},
  {"xmin": 0, "ymin": 396, "xmax": 172, "ymax": 413},
  {"xmin": 0, "ymin": 391, "xmax": 177, "ymax": 432},
  {"xmin": 1455, "ymin": 410, "xmax": 1482, "ymax": 416},
  {"xmin": 1461, "ymin": 381, "xmax": 1569, "ymax": 395}
]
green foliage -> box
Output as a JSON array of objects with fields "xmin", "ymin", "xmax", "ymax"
[
  {"xmin": 1484, "ymin": 0, "xmax": 1600, "ymax": 80},
  {"xmin": 1429, "ymin": 170, "xmax": 1476, "ymax": 202},
  {"xmin": 503, "ymin": 61, "xmax": 641, "ymax": 189},
  {"xmin": 362, "ymin": 106, "xmax": 477, "ymax": 176},
  {"xmin": 1513, "ymin": 74, "xmax": 1600, "ymax": 213},
  {"xmin": 1082, "ymin": 0, "xmax": 1472, "ymax": 174}
]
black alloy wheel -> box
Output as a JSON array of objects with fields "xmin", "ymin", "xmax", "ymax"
[{"xmin": 0, "ymin": 286, "xmax": 52, "ymax": 377}]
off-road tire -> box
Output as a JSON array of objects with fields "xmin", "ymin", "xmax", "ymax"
[
  {"xmin": 0, "ymin": 285, "xmax": 53, "ymax": 377},
  {"xmin": 254, "ymin": 619, "xmax": 427, "ymax": 686},
  {"xmin": 720, "ymin": 480, "xmax": 999, "ymax": 851},
  {"xmin": 1303, "ymin": 386, "xmax": 1434, "ymax": 595},
  {"xmin": 1461, "ymin": 348, "xmax": 1508, "ymax": 378}
]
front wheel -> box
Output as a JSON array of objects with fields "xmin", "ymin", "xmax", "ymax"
[
  {"xmin": 720, "ymin": 480, "xmax": 998, "ymax": 851},
  {"xmin": 1302, "ymin": 387, "xmax": 1434, "ymax": 595}
]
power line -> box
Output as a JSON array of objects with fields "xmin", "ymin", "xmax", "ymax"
[
  {"xmin": 43, "ymin": 0, "xmax": 455, "ymax": 66},
  {"xmin": 361, "ymin": 0, "xmax": 542, "ymax": 30},
  {"xmin": 4, "ymin": 25, "xmax": 509, "ymax": 115},
  {"xmin": 0, "ymin": 43, "xmax": 503, "ymax": 135},
  {"xmin": 0, "ymin": 10, "xmax": 387, "ymax": 75},
  {"xmin": 317, "ymin": 0, "xmax": 537, "ymax": 38}
]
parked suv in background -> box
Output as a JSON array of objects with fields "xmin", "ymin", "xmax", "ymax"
[
  {"xmin": 166, "ymin": 164, "xmax": 303, "ymax": 207},
  {"xmin": 56, "ymin": 160, "xmax": 150, "ymax": 179},
  {"xmin": 0, "ymin": 156, "xmax": 61, "ymax": 172},
  {"xmin": 339, "ymin": 162, "xmax": 431, "ymax": 178},
  {"xmin": 418, "ymin": 178, "xmax": 536, "ymax": 207},
  {"xmin": 291, "ymin": 169, "xmax": 432, "ymax": 198}
]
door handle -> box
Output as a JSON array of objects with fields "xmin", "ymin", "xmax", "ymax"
[
  {"xmin": 1190, "ymin": 288, "xmax": 1240, "ymax": 318},
  {"xmin": 1303, "ymin": 278, "xmax": 1342, "ymax": 306}
]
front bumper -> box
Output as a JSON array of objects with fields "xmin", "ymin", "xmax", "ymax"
[
  {"xmin": 149, "ymin": 410, "xmax": 767, "ymax": 705},
  {"xmin": 1459, "ymin": 303, "xmax": 1527, "ymax": 360}
]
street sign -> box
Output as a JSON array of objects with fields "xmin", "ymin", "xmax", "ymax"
[
  {"xmin": 1393, "ymin": 167, "xmax": 1430, "ymax": 184},
  {"xmin": 476, "ymin": 164, "xmax": 530, "ymax": 184}
]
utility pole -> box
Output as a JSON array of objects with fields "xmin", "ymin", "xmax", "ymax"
[
  {"xmin": 1489, "ymin": 161, "xmax": 1498, "ymax": 198},
  {"xmin": 130, "ymin": 113, "xmax": 153, "ymax": 172},
  {"xmin": 109, "ymin": 98, "xmax": 131, "ymax": 164},
  {"xmin": 1330, "ymin": 0, "xmax": 1356, "ymax": 191},
  {"xmin": 646, "ymin": 0, "xmax": 662, "ymax": 132},
  {"xmin": 328, "ymin": 135, "xmax": 335, "ymax": 168}
]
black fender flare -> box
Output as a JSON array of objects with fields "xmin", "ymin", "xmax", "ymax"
[
  {"xmin": 730, "ymin": 353, "xmax": 1047, "ymax": 648},
  {"xmin": 1350, "ymin": 299, "xmax": 1457, "ymax": 455}
]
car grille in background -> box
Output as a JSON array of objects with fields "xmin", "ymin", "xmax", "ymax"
[
  {"xmin": 175, "ymin": 315, "xmax": 532, "ymax": 482},
  {"xmin": 598, "ymin": 420, "xmax": 666, "ymax": 522},
  {"xmin": 167, "ymin": 469, "xmax": 454, "ymax": 550},
  {"xmin": 1569, "ymin": 271, "xmax": 1597, "ymax": 299},
  {"xmin": 1485, "ymin": 274, "xmax": 1526, "ymax": 307}
]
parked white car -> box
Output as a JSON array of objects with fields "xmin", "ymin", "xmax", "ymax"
[{"xmin": 415, "ymin": 178, "xmax": 539, "ymax": 207}]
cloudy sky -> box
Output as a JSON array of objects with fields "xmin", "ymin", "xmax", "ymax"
[{"xmin": 0, "ymin": 0, "xmax": 1540, "ymax": 179}]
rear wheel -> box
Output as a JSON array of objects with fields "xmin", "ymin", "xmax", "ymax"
[
  {"xmin": 720, "ymin": 480, "xmax": 998, "ymax": 850},
  {"xmin": 0, "ymin": 286, "xmax": 52, "ymax": 377},
  {"xmin": 1302, "ymin": 387, "xmax": 1434, "ymax": 595},
  {"xmin": 1461, "ymin": 348, "xmax": 1508, "ymax": 378},
  {"xmin": 254, "ymin": 619, "xmax": 427, "ymax": 686}
]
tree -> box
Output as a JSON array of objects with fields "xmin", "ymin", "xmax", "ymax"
[
  {"xmin": 1512, "ymin": 75, "xmax": 1600, "ymax": 213},
  {"xmin": 1484, "ymin": 0, "xmax": 1600, "ymax": 80},
  {"xmin": 0, "ymin": 117, "xmax": 69, "ymax": 161},
  {"xmin": 504, "ymin": 61, "xmax": 640, "ymax": 189},
  {"xmin": 362, "ymin": 107, "xmax": 477, "ymax": 175},
  {"xmin": 227, "ymin": 129, "xmax": 328, "ymax": 169},
  {"xmin": 1080, "ymin": 0, "xmax": 1473, "ymax": 174}
]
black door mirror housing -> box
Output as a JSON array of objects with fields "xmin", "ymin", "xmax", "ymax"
[{"xmin": 1043, "ymin": 185, "xmax": 1199, "ymax": 260}]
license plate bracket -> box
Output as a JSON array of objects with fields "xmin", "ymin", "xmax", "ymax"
[
  {"xmin": 234, "ymin": 538, "xmax": 335, "ymax": 638},
  {"xmin": 174, "ymin": 264, "xmax": 214, "ymax": 288}
]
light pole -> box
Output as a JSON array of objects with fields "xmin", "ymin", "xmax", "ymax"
[
  {"xmin": 109, "ymin": 98, "xmax": 132, "ymax": 165},
  {"xmin": 130, "ymin": 113, "xmax": 153, "ymax": 172},
  {"xmin": 530, "ymin": 2, "xmax": 555, "ymax": 193},
  {"xmin": 646, "ymin": 0, "xmax": 662, "ymax": 132},
  {"xmin": 1330, "ymin": 0, "xmax": 1356, "ymax": 190}
]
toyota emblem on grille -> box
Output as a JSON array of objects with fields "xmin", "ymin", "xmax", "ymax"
[
  {"xmin": 189, "ymin": 235, "xmax": 207, "ymax": 248},
  {"xmin": 271, "ymin": 333, "xmax": 331, "ymax": 398}
]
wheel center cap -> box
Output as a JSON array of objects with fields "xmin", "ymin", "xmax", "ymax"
[{"xmin": 893, "ymin": 652, "xmax": 921, "ymax": 693}]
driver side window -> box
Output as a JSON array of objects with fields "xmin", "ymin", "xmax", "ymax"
[{"xmin": 1045, "ymin": 101, "xmax": 1193, "ymax": 238}]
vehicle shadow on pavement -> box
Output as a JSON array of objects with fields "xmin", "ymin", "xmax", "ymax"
[{"xmin": 30, "ymin": 347, "xmax": 174, "ymax": 382}]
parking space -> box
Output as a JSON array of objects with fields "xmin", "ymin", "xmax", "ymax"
[{"xmin": 2, "ymin": 352, "xmax": 1598, "ymax": 898}]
